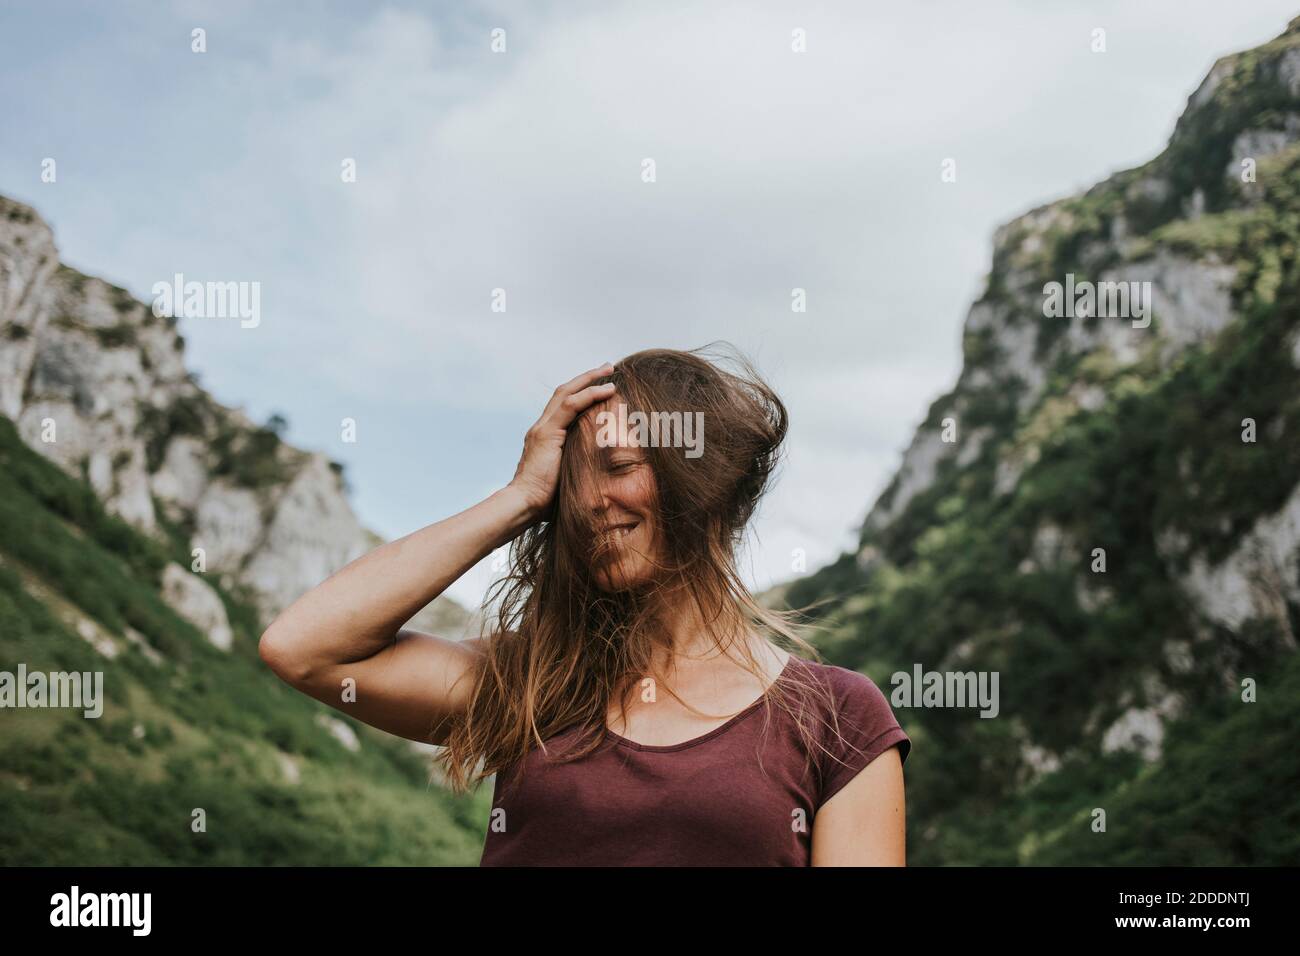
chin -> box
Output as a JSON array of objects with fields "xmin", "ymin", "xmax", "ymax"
[{"xmin": 592, "ymin": 559, "xmax": 655, "ymax": 593}]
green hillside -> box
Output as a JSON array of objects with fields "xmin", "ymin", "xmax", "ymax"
[
  {"xmin": 0, "ymin": 416, "xmax": 489, "ymax": 865},
  {"xmin": 783, "ymin": 24, "xmax": 1300, "ymax": 864}
]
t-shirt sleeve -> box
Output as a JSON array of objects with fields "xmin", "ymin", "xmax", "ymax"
[{"xmin": 815, "ymin": 666, "xmax": 911, "ymax": 811}]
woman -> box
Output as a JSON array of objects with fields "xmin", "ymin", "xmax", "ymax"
[{"xmin": 259, "ymin": 346, "xmax": 911, "ymax": 866}]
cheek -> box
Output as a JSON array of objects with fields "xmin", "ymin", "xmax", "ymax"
[
  {"xmin": 632, "ymin": 474, "xmax": 657, "ymax": 510},
  {"xmin": 606, "ymin": 470, "xmax": 656, "ymax": 511}
]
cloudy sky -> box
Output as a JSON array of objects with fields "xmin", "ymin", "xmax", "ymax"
[{"xmin": 1, "ymin": 0, "xmax": 1295, "ymax": 608}]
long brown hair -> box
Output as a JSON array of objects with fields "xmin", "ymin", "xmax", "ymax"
[{"xmin": 435, "ymin": 343, "xmax": 840, "ymax": 794}]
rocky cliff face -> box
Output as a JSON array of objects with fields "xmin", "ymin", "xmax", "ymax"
[
  {"xmin": 784, "ymin": 19, "xmax": 1300, "ymax": 864},
  {"xmin": 858, "ymin": 22, "xmax": 1300, "ymax": 641},
  {"xmin": 0, "ymin": 200, "xmax": 468, "ymax": 645}
]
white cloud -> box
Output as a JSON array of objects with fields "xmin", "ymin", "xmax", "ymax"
[{"xmin": 3, "ymin": 0, "xmax": 1296, "ymax": 607}]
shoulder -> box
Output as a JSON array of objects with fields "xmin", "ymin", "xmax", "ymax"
[
  {"xmin": 785, "ymin": 654, "xmax": 892, "ymax": 709},
  {"xmin": 784, "ymin": 655, "xmax": 909, "ymax": 763}
]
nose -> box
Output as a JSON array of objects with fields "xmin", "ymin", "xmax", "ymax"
[{"xmin": 578, "ymin": 470, "xmax": 611, "ymax": 516}]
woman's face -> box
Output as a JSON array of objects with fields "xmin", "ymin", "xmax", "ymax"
[{"xmin": 577, "ymin": 392, "xmax": 664, "ymax": 592}]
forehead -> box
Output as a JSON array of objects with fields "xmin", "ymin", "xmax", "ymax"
[{"xmin": 578, "ymin": 392, "xmax": 645, "ymax": 451}]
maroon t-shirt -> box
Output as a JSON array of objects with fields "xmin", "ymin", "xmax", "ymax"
[{"xmin": 479, "ymin": 653, "xmax": 911, "ymax": 866}]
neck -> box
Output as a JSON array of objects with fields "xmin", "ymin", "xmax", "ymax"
[{"xmin": 650, "ymin": 583, "xmax": 753, "ymax": 671}]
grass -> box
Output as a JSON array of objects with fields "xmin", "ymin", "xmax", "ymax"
[{"xmin": 0, "ymin": 418, "xmax": 490, "ymax": 865}]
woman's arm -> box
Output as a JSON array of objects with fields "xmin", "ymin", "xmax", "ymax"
[
  {"xmin": 810, "ymin": 746, "xmax": 907, "ymax": 865},
  {"xmin": 258, "ymin": 486, "xmax": 535, "ymax": 743},
  {"xmin": 257, "ymin": 362, "xmax": 617, "ymax": 745}
]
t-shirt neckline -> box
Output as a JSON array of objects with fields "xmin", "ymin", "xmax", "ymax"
[{"xmin": 603, "ymin": 653, "xmax": 798, "ymax": 753}]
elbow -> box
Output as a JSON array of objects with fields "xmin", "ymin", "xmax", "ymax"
[{"xmin": 258, "ymin": 624, "xmax": 312, "ymax": 686}]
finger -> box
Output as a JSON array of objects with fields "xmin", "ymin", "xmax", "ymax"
[
  {"xmin": 562, "ymin": 362, "xmax": 616, "ymax": 394},
  {"xmin": 547, "ymin": 382, "xmax": 617, "ymax": 431},
  {"xmin": 539, "ymin": 362, "xmax": 615, "ymax": 422}
]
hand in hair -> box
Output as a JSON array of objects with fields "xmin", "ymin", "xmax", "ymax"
[{"xmin": 509, "ymin": 362, "xmax": 617, "ymax": 522}]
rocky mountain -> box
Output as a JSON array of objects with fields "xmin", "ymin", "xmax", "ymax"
[
  {"xmin": 6, "ymin": 15, "xmax": 1299, "ymax": 870},
  {"xmin": 0, "ymin": 192, "xmax": 484, "ymax": 866},
  {"xmin": 0, "ymin": 414, "xmax": 490, "ymax": 863},
  {"xmin": 0, "ymin": 200, "xmax": 470, "ymax": 645},
  {"xmin": 783, "ymin": 19, "xmax": 1300, "ymax": 863}
]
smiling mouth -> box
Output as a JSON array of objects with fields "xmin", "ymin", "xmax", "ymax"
[{"xmin": 602, "ymin": 521, "xmax": 639, "ymax": 539}]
